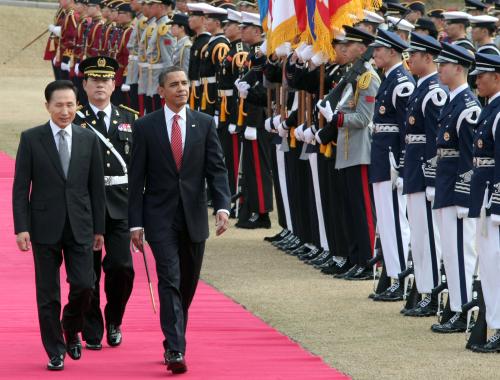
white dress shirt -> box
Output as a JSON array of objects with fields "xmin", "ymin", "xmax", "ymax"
[
  {"xmin": 164, "ymin": 104, "xmax": 187, "ymax": 150},
  {"xmin": 449, "ymin": 83, "xmax": 469, "ymax": 101},
  {"xmin": 417, "ymin": 71, "xmax": 438, "ymax": 87},
  {"xmin": 385, "ymin": 62, "xmax": 403, "ymax": 78},
  {"xmin": 50, "ymin": 119, "xmax": 72, "ymax": 154},
  {"xmin": 89, "ymin": 102, "xmax": 112, "ymax": 131}
]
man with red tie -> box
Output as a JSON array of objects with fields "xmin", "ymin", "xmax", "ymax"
[{"xmin": 128, "ymin": 66, "xmax": 231, "ymax": 374}]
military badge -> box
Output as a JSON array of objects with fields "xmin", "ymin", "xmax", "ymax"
[
  {"xmin": 118, "ymin": 123, "xmax": 132, "ymax": 132},
  {"xmin": 81, "ymin": 123, "xmax": 87, "ymax": 129},
  {"xmin": 379, "ymin": 105, "xmax": 386, "ymax": 114},
  {"xmin": 477, "ymin": 139, "xmax": 483, "ymax": 148},
  {"xmin": 444, "ymin": 132, "xmax": 450, "ymax": 141},
  {"xmin": 124, "ymin": 143, "xmax": 130, "ymax": 155},
  {"xmin": 409, "ymin": 116, "xmax": 415, "ymax": 125}
]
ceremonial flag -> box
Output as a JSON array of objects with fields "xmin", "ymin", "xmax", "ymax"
[
  {"xmin": 268, "ymin": 0, "xmax": 299, "ymax": 53},
  {"xmin": 258, "ymin": 0, "xmax": 271, "ymax": 32}
]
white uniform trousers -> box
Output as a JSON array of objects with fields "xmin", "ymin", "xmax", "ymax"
[
  {"xmin": 406, "ymin": 192, "xmax": 441, "ymax": 293},
  {"xmin": 276, "ymin": 145, "xmax": 293, "ymax": 233},
  {"xmin": 309, "ymin": 153, "xmax": 329, "ymax": 251},
  {"xmin": 373, "ymin": 181, "xmax": 410, "ymax": 278},
  {"xmin": 435, "ymin": 207, "xmax": 476, "ymax": 312},
  {"xmin": 476, "ymin": 216, "xmax": 500, "ymax": 329}
]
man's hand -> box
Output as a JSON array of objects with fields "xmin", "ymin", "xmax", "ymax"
[
  {"xmin": 93, "ymin": 234, "xmax": 104, "ymax": 251},
  {"xmin": 16, "ymin": 232, "xmax": 31, "ymax": 252},
  {"xmin": 215, "ymin": 211, "xmax": 229, "ymax": 236},
  {"xmin": 131, "ymin": 229, "xmax": 144, "ymax": 251}
]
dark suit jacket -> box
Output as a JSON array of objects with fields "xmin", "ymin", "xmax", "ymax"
[
  {"xmin": 12, "ymin": 122, "xmax": 106, "ymax": 245},
  {"xmin": 128, "ymin": 107, "xmax": 231, "ymax": 243}
]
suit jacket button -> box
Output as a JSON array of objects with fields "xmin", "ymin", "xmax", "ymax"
[
  {"xmin": 107, "ymin": 163, "xmax": 111, "ymax": 168},
  {"xmin": 107, "ymin": 150, "xmax": 111, "ymax": 155}
]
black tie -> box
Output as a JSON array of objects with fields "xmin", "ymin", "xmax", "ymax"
[{"xmin": 97, "ymin": 110, "xmax": 107, "ymax": 135}]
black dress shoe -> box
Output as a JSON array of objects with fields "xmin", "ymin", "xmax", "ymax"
[
  {"xmin": 404, "ymin": 294, "xmax": 437, "ymax": 317},
  {"xmin": 275, "ymin": 234, "xmax": 295, "ymax": 249},
  {"xmin": 264, "ymin": 229, "xmax": 289, "ymax": 242},
  {"xmin": 471, "ymin": 331, "xmax": 500, "ymax": 353},
  {"xmin": 236, "ymin": 213, "xmax": 271, "ymax": 229},
  {"xmin": 85, "ymin": 340, "xmax": 102, "ymax": 350},
  {"xmin": 164, "ymin": 350, "xmax": 187, "ymax": 374},
  {"xmin": 107, "ymin": 324, "xmax": 122, "ymax": 347},
  {"xmin": 299, "ymin": 248, "xmax": 323, "ymax": 262},
  {"xmin": 47, "ymin": 355, "xmax": 64, "ymax": 371},
  {"xmin": 373, "ymin": 281, "xmax": 404, "ymax": 302},
  {"xmin": 314, "ymin": 256, "xmax": 335, "ymax": 269},
  {"xmin": 64, "ymin": 331, "xmax": 82, "ymax": 360},
  {"xmin": 334, "ymin": 263, "xmax": 358, "ymax": 278},
  {"xmin": 289, "ymin": 245, "xmax": 311, "ymax": 257},
  {"xmin": 283, "ymin": 238, "xmax": 302, "ymax": 252},
  {"xmin": 308, "ymin": 250, "xmax": 332, "ymax": 266},
  {"xmin": 431, "ymin": 312, "xmax": 467, "ymax": 333},
  {"xmin": 344, "ymin": 266, "xmax": 372, "ymax": 281},
  {"xmin": 324, "ymin": 258, "xmax": 350, "ymax": 276}
]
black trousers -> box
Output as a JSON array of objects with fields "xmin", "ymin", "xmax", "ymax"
[
  {"xmin": 83, "ymin": 213, "xmax": 134, "ymax": 343},
  {"xmin": 32, "ymin": 218, "xmax": 94, "ymax": 358},
  {"xmin": 148, "ymin": 203, "xmax": 205, "ymax": 354},
  {"xmin": 129, "ymin": 84, "xmax": 139, "ymax": 111},
  {"xmin": 339, "ymin": 165, "xmax": 376, "ymax": 266}
]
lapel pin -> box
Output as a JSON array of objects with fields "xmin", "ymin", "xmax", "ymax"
[{"xmin": 191, "ymin": 124, "xmax": 196, "ymax": 128}]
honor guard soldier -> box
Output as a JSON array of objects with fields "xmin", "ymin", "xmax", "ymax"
[
  {"xmin": 187, "ymin": 3, "xmax": 211, "ymax": 111},
  {"xmin": 470, "ymin": 15, "xmax": 500, "ymax": 55},
  {"xmin": 198, "ymin": 4, "xmax": 230, "ymax": 117},
  {"xmin": 219, "ymin": 9, "xmax": 248, "ymax": 198},
  {"xmin": 356, "ymin": 10, "xmax": 384, "ymax": 35},
  {"xmin": 386, "ymin": 16, "xmax": 415, "ymax": 42},
  {"xmin": 45, "ymin": 5, "xmax": 66, "ymax": 79},
  {"xmin": 169, "ymin": 13, "xmax": 193, "ymax": 75},
  {"xmin": 145, "ymin": 0, "xmax": 176, "ymax": 112},
  {"xmin": 234, "ymin": 11, "xmax": 273, "ymax": 229},
  {"xmin": 431, "ymin": 43, "xmax": 481, "ymax": 332},
  {"xmin": 468, "ymin": 53, "xmax": 500, "ymax": 353},
  {"xmin": 57, "ymin": 2, "xmax": 79, "ymax": 81},
  {"xmin": 112, "ymin": 2, "xmax": 135, "ymax": 106},
  {"xmin": 99, "ymin": 0, "xmax": 114, "ymax": 56},
  {"xmin": 442, "ymin": 11, "xmax": 476, "ymax": 53},
  {"xmin": 402, "ymin": 33, "xmax": 447, "ymax": 317},
  {"xmin": 316, "ymin": 26, "xmax": 380, "ymax": 280},
  {"xmin": 74, "ymin": 56, "xmax": 138, "ymax": 350},
  {"xmin": 84, "ymin": 0, "xmax": 105, "ymax": 58},
  {"xmin": 72, "ymin": 0, "xmax": 91, "ymax": 103},
  {"xmin": 465, "ymin": 0, "xmax": 488, "ymax": 16},
  {"xmin": 124, "ymin": 0, "xmax": 147, "ymax": 111},
  {"xmin": 137, "ymin": 0, "xmax": 156, "ymax": 115},
  {"xmin": 369, "ymin": 30, "xmax": 414, "ymax": 301},
  {"xmin": 405, "ymin": 1, "xmax": 426, "ymax": 24},
  {"xmin": 414, "ymin": 18, "xmax": 439, "ymax": 39},
  {"xmin": 427, "ymin": 9, "xmax": 448, "ymax": 42}
]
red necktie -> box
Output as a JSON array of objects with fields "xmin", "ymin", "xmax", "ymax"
[{"xmin": 171, "ymin": 114, "xmax": 183, "ymax": 171}]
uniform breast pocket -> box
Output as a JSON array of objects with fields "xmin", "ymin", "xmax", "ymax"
[{"xmin": 118, "ymin": 131, "xmax": 133, "ymax": 143}]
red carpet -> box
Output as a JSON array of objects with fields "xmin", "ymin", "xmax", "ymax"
[{"xmin": 0, "ymin": 152, "xmax": 349, "ymax": 379}]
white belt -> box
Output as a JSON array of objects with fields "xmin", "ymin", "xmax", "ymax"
[
  {"xmin": 374, "ymin": 124, "xmax": 399, "ymax": 133},
  {"xmin": 473, "ymin": 157, "xmax": 495, "ymax": 168},
  {"xmin": 201, "ymin": 76, "xmax": 216, "ymax": 84},
  {"xmin": 128, "ymin": 55, "xmax": 138, "ymax": 61},
  {"xmin": 138, "ymin": 62, "xmax": 149, "ymax": 68},
  {"xmin": 193, "ymin": 80, "xmax": 200, "ymax": 86},
  {"xmin": 104, "ymin": 175, "xmax": 128, "ymax": 186},
  {"xmin": 406, "ymin": 134, "xmax": 426, "ymax": 144},
  {"xmin": 150, "ymin": 63, "xmax": 164, "ymax": 69},
  {"xmin": 437, "ymin": 148, "xmax": 459, "ymax": 158},
  {"xmin": 218, "ymin": 89, "xmax": 234, "ymax": 96}
]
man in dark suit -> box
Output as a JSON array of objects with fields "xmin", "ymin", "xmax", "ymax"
[
  {"xmin": 73, "ymin": 56, "xmax": 138, "ymax": 351},
  {"xmin": 128, "ymin": 66, "xmax": 231, "ymax": 374},
  {"xmin": 12, "ymin": 80, "xmax": 106, "ymax": 370}
]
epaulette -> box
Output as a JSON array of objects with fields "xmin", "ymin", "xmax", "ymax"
[
  {"xmin": 119, "ymin": 104, "xmax": 139, "ymax": 116},
  {"xmin": 157, "ymin": 24, "xmax": 170, "ymax": 36},
  {"xmin": 358, "ymin": 71, "xmax": 372, "ymax": 90}
]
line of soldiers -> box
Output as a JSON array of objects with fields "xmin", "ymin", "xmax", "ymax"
[
  {"xmin": 257, "ymin": 0, "xmax": 500, "ymax": 354},
  {"xmin": 42, "ymin": 0, "xmax": 500, "ymax": 354}
]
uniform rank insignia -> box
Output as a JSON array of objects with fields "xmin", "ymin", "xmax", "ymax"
[{"xmin": 118, "ymin": 123, "xmax": 132, "ymax": 132}]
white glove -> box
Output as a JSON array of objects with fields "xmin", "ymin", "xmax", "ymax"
[
  {"xmin": 48, "ymin": 24, "xmax": 55, "ymax": 33},
  {"xmin": 456, "ymin": 206, "xmax": 469, "ymax": 219},
  {"xmin": 214, "ymin": 115, "xmax": 219, "ymax": 128},
  {"xmin": 294, "ymin": 124, "xmax": 305, "ymax": 141},
  {"xmin": 260, "ymin": 40, "xmax": 267, "ymax": 56},
  {"xmin": 275, "ymin": 42, "xmax": 292, "ymax": 57},
  {"xmin": 52, "ymin": 56, "xmax": 57, "ymax": 65},
  {"xmin": 265, "ymin": 117, "xmax": 273, "ymax": 133},
  {"xmin": 228, "ymin": 123, "xmax": 237, "ymax": 134},
  {"xmin": 236, "ymin": 81, "xmax": 250, "ymax": 99},
  {"xmin": 272, "ymin": 115, "xmax": 282, "ymax": 129},
  {"xmin": 425, "ymin": 186, "xmax": 435, "ymax": 202},
  {"xmin": 60, "ymin": 62, "xmax": 70, "ymax": 72},
  {"xmin": 311, "ymin": 51, "xmax": 328, "ymax": 66},
  {"xmin": 244, "ymin": 126, "xmax": 257, "ymax": 140},
  {"xmin": 121, "ymin": 83, "xmax": 131, "ymax": 92},
  {"xmin": 75, "ymin": 63, "xmax": 79, "ymax": 76},
  {"xmin": 315, "ymin": 130, "xmax": 323, "ymax": 144},
  {"xmin": 316, "ymin": 99, "xmax": 334, "ymax": 123},
  {"xmin": 396, "ymin": 177, "xmax": 404, "ymax": 191},
  {"xmin": 304, "ymin": 127, "xmax": 316, "ymax": 144},
  {"xmin": 300, "ymin": 45, "xmax": 315, "ymax": 62},
  {"xmin": 51, "ymin": 26, "xmax": 61, "ymax": 37},
  {"xmin": 295, "ymin": 43, "xmax": 310, "ymax": 61},
  {"xmin": 491, "ymin": 214, "xmax": 500, "ymax": 226},
  {"xmin": 277, "ymin": 121, "xmax": 289, "ymax": 138}
]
